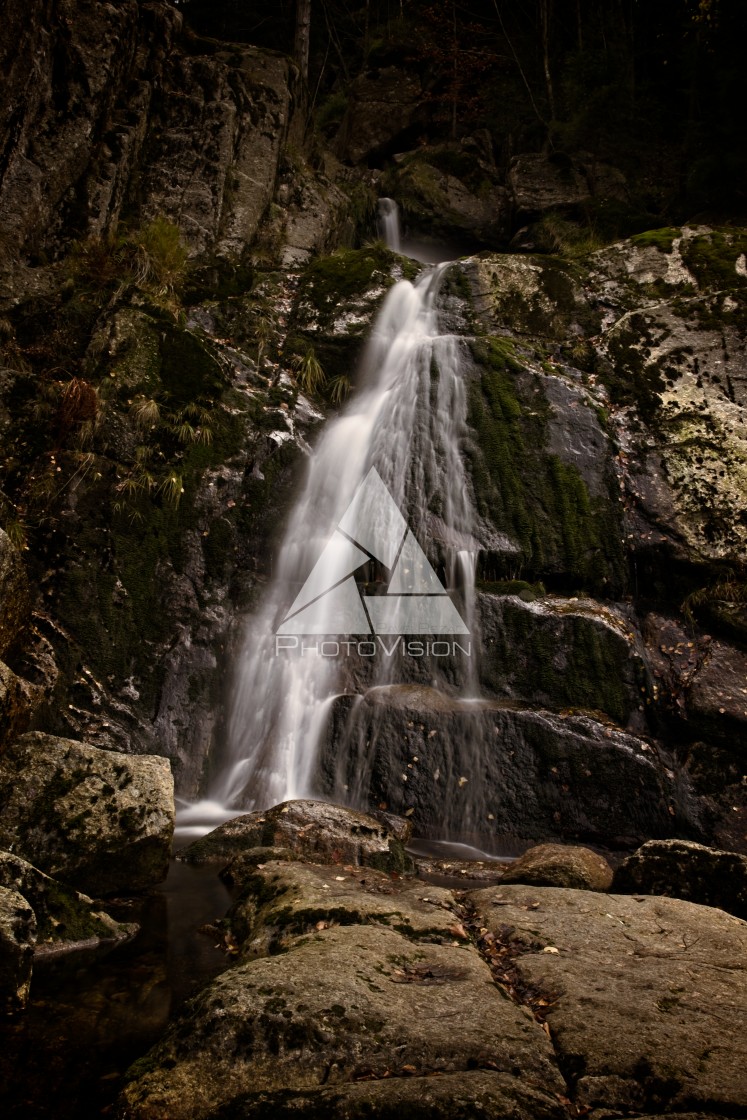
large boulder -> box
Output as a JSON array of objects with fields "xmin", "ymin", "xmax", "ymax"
[
  {"xmin": 0, "ymin": 732, "xmax": 174, "ymax": 896},
  {"xmin": 500, "ymin": 843, "xmax": 613, "ymax": 891},
  {"xmin": 323, "ymin": 685, "xmax": 703, "ymax": 850},
  {"xmin": 179, "ymin": 799, "xmax": 413, "ymax": 876},
  {"xmin": 336, "ymin": 67, "xmax": 425, "ymax": 164},
  {"xmin": 0, "ymin": 527, "xmax": 29, "ymax": 658},
  {"xmin": 613, "ymin": 839, "xmax": 747, "ymax": 919},
  {"xmin": 0, "ymin": 885, "xmax": 35, "ymax": 1013},
  {"xmin": 469, "ymin": 884, "xmax": 747, "ymax": 1113},
  {"xmin": 0, "ymin": 850, "xmax": 133, "ymax": 949}
]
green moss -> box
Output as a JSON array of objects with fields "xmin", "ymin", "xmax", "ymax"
[
  {"xmin": 158, "ymin": 325, "xmax": 225, "ymax": 405},
  {"xmin": 631, "ymin": 227, "xmax": 682, "ymax": 253},
  {"xmin": 680, "ymin": 229, "xmax": 747, "ymax": 290},
  {"xmin": 467, "ymin": 336, "xmax": 625, "ymax": 594},
  {"xmin": 300, "ymin": 246, "xmax": 401, "ymax": 317}
]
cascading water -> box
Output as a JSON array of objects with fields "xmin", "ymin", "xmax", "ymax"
[{"xmin": 178, "ymin": 200, "xmax": 482, "ymax": 838}]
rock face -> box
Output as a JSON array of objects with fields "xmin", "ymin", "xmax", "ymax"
[
  {"xmin": 0, "ymin": 659, "xmax": 32, "ymax": 749},
  {"xmin": 179, "ymin": 799, "xmax": 413, "ymax": 876},
  {"xmin": 613, "ymin": 838, "xmax": 747, "ymax": 919},
  {"xmin": 0, "ymin": 732, "xmax": 174, "ymax": 896},
  {"xmin": 337, "ymin": 67, "xmax": 425, "ymax": 164},
  {"xmin": 0, "ymin": 850, "xmax": 131, "ymax": 949},
  {"xmin": 0, "ymin": 885, "xmax": 35, "ymax": 1013},
  {"xmin": 500, "ymin": 843, "xmax": 613, "ymax": 891},
  {"xmin": 324, "ymin": 685, "xmax": 703, "ymax": 849},
  {"xmin": 0, "ymin": 0, "xmax": 355, "ymax": 300},
  {"xmin": 385, "ymin": 152, "xmax": 509, "ymax": 248},
  {"xmin": 454, "ymin": 225, "xmax": 747, "ymax": 851},
  {"xmin": 469, "ymin": 885, "xmax": 747, "ymax": 1114}
]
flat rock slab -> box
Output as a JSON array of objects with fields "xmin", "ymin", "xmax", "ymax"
[
  {"xmin": 0, "ymin": 732, "xmax": 174, "ymax": 896},
  {"xmin": 179, "ymin": 799, "xmax": 412, "ymax": 876},
  {"xmin": 469, "ymin": 885, "xmax": 747, "ymax": 1113},
  {"xmin": 118, "ymin": 923, "xmax": 564, "ymax": 1119},
  {"xmin": 226, "ymin": 860, "xmax": 463, "ymax": 956}
]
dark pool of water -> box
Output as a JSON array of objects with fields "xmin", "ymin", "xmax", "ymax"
[{"xmin": 0, "ymin": 862, "xmax": 231, "ymax": 1120}]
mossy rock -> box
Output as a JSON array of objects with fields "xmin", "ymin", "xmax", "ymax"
[
  {"xmin": 0, "ymin": 733, "xmax": 174, "ymax": 896},
  {"xmin": 466, "ymin": 338, "xmax": 625, "ymax": 594},
  {"xmin": 0, "ymin": 851, "xmax": 130, "ymax": 946}
]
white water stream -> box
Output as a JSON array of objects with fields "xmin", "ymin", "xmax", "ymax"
[{"xmin": 178, "ymin": 202, "xmax": 481, "ymax": 837}]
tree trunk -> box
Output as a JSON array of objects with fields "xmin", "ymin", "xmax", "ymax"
[
  {"xmin": 294, "ymin": 0, "xmax": 312, "ymax": 85},
  {"xmin": 540, "ymin": 0, "xmax": 555, "ymax": 119}
]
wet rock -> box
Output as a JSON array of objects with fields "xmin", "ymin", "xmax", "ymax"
[
  {"xmin": 224, "ymin": 859, "xmax": 460, "ymax": 957},
  {"xmin": 324, "ymin": 685, "xmax": 702, "ymax": 850},
  {"xmin": 0, "ymin": 732, "xmax": 174, "ymax": 896},
  {"xmin": 465, "ymin": 252, "xmax": 597, "ymax": 341},
  {"xmin": 117, "ymin": 920, "xmax": 564, "ymax": 1119},
  {"xmin": 0, "ymin": 851, "xmax": 133, "ymax": 950},
  {"xmin": 500, "ymin": 843, "xmax": 613, "ymax": 891},
  {"xmin": 413, "ymin": 856, "xmax": 508, "ymax": 884},
  {"xmin": 642, "ymin": 613, "xmax": 747, "ymax": 736},
  {"xmin": 219, "ymin": 847, "xmax": 298, "ymax": 892},
  {"xmin": 179, "ymin": 799, "xmax": 413, "ymax": 876},
  {"xmin": 0, "ymin": 886, "xmax": 35, "ymax": 1013},
  {"xmin": 0, "ymin": 528, "xmax": 29, "ymax": 658},
  {"xmin": 613, "ymin": 838, "xmax": 747, "ymax": 919},
  {"xmin": 479, "ymin": 593, "xmax": 649, "ymax": 730},
  {"xmin": 469, "ymin": 885, "xmax": 747, "ymax": 1113}
]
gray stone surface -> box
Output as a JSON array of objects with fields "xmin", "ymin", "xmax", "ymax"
[
  {"xmin": 0, "ymin": 527, "xmax": 29, "ymax": 658},
  {"xmin": 225, "ymin": 859, "xmax": 462, "ymax": 957},
  {"xmin": 469, "ymin": 884, "xmax": 747, "ymax": 1113},
  {"xmin": 0, "ymin": 850, "xmax": 132, "ymax": 949}
]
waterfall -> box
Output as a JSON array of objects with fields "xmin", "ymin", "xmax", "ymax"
[
  {"xmin": 178, "ymin": 203, "xmax": 481, "ymax": 838},
  {"xmin": 377, "ymin": 197, "xmax": 401, "ymax": 253}
]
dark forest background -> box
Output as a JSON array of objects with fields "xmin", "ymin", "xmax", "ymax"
[{"xmin": 177, "ymin": 0, "xmax": 745, "ymax": 223}]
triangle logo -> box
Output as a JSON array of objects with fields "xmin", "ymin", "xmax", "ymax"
[{"xmin": 277, "ymin": 468, "xmax": 469, "ymax": 635}]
